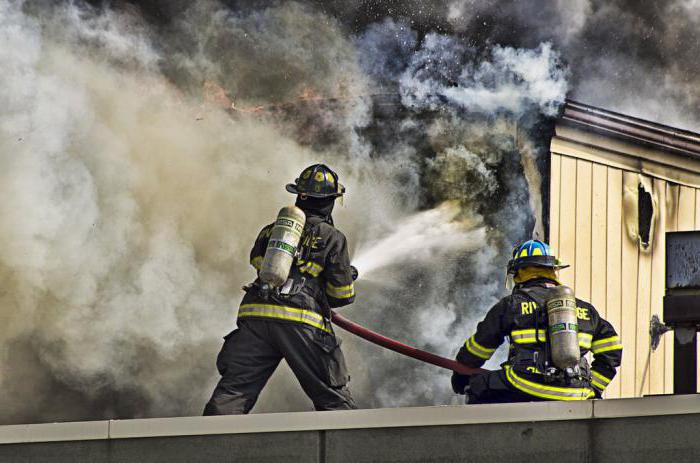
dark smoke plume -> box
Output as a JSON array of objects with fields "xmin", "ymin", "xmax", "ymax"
[{"xmin": 1, "ymin": 0, "xmax": 695, "ymax": 423}]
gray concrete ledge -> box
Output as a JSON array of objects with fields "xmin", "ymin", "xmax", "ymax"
[
  {"xmin": 0, "ymin": 421, "xmax": 108, "ymax": 444},
  {"xmin": 110, "ymin": 400, "xmax": 592, "ymax": 439},
  {"xmin": 1, "ymin": 395, "xmax": 699, "ymax": 463},
  {"xmin": 2, "ymin": 395, "xmax": 700, "ymax": 444},
  {"xmin": 592, "ymin": 393, "xmax": 700, "ymax": 418},
  {"xmin": 0, "ymin": 401, "xmax": 593, "ymax": 443}
]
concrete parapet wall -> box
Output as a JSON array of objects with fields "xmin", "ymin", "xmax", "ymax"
[{"xmin": 1, "ymin": 395, "xmax": 699, "ymax": 462}]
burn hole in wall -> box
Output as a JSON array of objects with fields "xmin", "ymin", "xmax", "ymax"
[{"xmin": 638, "ymin": 183, "xmax": 654, "ymax": 249}]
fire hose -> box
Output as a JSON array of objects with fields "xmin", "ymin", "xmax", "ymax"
[{"xmin": 331, "ymin": 311, "xmax": 488, "ymax": 376}]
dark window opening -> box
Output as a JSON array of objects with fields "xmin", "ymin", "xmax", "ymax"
[{"xmin": 638, "ymin": 183, "xmax": 653, "ymax": 248}]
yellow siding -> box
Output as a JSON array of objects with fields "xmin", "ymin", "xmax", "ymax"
[
  {"xmin": 550, "ymin": 154, "xmax": 561, "ymax": 252},
  {"xmin": 575, "ymin": 160, "xmax": 593, "ymax": 301},
  {"xmin": 636, "ymin": 225, "xmax": 652, "ymax": 396},
  {"xmin": 665, "ymin": 184, "xmax": 679, "ymax": 394},
  {"xmin": 590, "ymin": 164, "xmax": 608, "ymax": 316},
  {"xmin": 549, "ymin": 150, "xmax": 700, "ymax": 398},
  {"xmin": 559, "ymin": 156, "xmax": 577, "ymax": 286},
  {"xmin": 619, "ymin": 172, "xmax": 639, "ymax": 397},
  {"xmin": 649, "ymin": 178, "xmax": 667, "ymax": 395},
  {"xmin": 605, "ymin": 169, "xmax": 623, "ymax": 398}
]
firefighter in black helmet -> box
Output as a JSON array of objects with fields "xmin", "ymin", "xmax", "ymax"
[
  {"xmin": 203, "ymin": 164, "xmax": 357, "ymax": 415},
  {"xmin": 451, "ymin": 240, "xmax": 622, "ymax": 404}
]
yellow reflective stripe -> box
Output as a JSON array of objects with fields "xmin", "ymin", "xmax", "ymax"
[
  {"xmin": 591, "ymin": 370, "xmax": 612, "ymax": 391},
  {"xmin": 465, "ymin": 336, "xmax": 497, "ymax": 360},
  {"xmin": 326, "ymin": 282, "xmax": 355, "ymax": 299},
  {"xmin": 470, "ymin": 337, "xmax": 497, "ymax": 353},
  {"xmin": 511, "ymin": 329, "xmax": 546, "ymax": 343},
  {"xmin": 578, "ymin": 332, "xmax": 592, "ymax": 348},
  {"xmin": 592, "ymin": 335, "xmax": 620, "ymax": 347},
  {"xmin": 591, "ymin": 378, "xmax": 607, "ymax": 391},
  {"xmin": 592, "ymin": 336, "xmax": 622, "ymax": 353},
  {"xmin": 328, "ymin": 283, "xmax": 354, "ymax": 291},
  {"xmin": 251, "ymin": 256, "xmax": 263, "ymax": 270},
  {"xmin": 594, "ymin": 344, "xmax": 623, "ymax": 353},
  {"xmin": 238, "ymin": 303, "xmax": 331, "ymax": 333},
  {"xmin": 511, "ymin": 331, "xmax": 592, "ymax": 348},
  {"xmin": 504, "ymin": 366, "xmax": 595, "ymax": 401},
  {"xmin": 591, "ymin": 370, "xmax": 612, "ymax": 385},
  {"xmin": 299, "ymin": 261, "xmax": 324, "ymax": 277}
]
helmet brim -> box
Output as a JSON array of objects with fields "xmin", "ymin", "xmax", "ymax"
[
  {"xmin": 285, "ymin": 183, "xmax": 345, "ymax": 198},
  {"xmin": 510, "ymin": 255, "xmax": 569, "ymax": 272}
]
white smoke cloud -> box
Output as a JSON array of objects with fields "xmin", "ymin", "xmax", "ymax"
[
  {"xmin": 0, "ymin": 1, "xmax": 565, "ymax": 422},
  {"xmin": 400, "ymin": 38, "xmax": 568, "ymax": 116}
]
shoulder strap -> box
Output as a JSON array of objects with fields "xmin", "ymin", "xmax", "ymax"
[
  {"xmin": 298, "ymin": 219, "xmax": 323, "ymax": 263},
  {"xmin": 516, "ymin": 286, "xmax": 551, "ymax": 306}
]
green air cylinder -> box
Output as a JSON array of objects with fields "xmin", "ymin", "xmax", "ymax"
[
  {"xmin": 259, "ymin": 206, "xmax": 306, "ymax": 288},
  {"xmin": 545, "ymin": 285, "xmax": 580, "ymax": 370}
]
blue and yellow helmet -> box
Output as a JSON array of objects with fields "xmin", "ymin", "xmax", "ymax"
[{"xmin": 507, "ymin": 240, "xmax": 569, "ymax": 274}]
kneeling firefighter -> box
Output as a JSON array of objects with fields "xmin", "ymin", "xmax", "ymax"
[
  {"xmin": 452, "ymin": 240, "xmax": 622, "ymax": 403},
  {"xmin": 203, "ymin": 164, "xmax": 358, "ymax": 415}
]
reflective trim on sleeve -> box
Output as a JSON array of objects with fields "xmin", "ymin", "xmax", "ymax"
[
  {"xmin": 510, "ymin": 329, "xmax": 546, "ymax": 344},
  {"xmin": 238, "ymin": 303, "xmax": 331, "ymax": 333},
  {"xmin": 251, "ymin": 256, "xmax": 263, "ymax": 270},
  {"xmin": 464, "ymin": 335, "xmax": 498, "ymax": 360},
  {"xmin": 578, "ymin": 332, "xmax": 593, "ymax": 349},
  {"xmin": 592, "ymin": 336, "xmax": 623, "ymax": 354},
  {"xmin": 326, "ymin": 282, "xmax": 355, "ymax": 299},
  {"xmin": 591, "ymin": 370, "xmax": 612, "ymax": 391},
  {"xmin": 504, "ymin": 366, "xmax": 595, "ymax": 401},
  {"xmin": 298, "ymin": 260, "xmax": 324, "ymax": 277},
  {"xmin": 591, "ymin": 378, "xmax": 606, "ymax": 391}
]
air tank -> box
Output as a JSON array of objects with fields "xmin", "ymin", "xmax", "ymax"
[
  {"xmin": 259, "ymin": 206, "xmax": 306, "ymax": 288},
  {"xmin": 545, "ymin": 285, "xmax": 580, "ymax": 370}
]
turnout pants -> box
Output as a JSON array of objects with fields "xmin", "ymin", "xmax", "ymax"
[{"xmin": 203, "ymin": 318, "xmax": 357, "ymax": 415}]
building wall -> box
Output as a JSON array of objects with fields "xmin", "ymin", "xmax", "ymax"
[{"xmin": 549, "ymin": 125, "xmax": 700, "ymax": 398}]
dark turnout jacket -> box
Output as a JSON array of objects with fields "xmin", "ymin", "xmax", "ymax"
[
  {"xmin": 457, "ymin": 278, "xmax": 623, "ymax": 400},
  {"xmin": 238, "ymin": 213, "xmax": 355, "ymax": 333}
]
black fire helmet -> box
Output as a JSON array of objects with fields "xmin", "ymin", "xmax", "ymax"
[{"xmin": 286, "ymin": 164, "xmax": 346, "ymax": 198}]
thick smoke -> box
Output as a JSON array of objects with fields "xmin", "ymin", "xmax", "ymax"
[
  {"xmin": 4, "ymin": 0, "xmax": 691, "ymax": 424},
  {"xmin": 313, "ymin": 0, "xmax": 700, "ymax": 131}
]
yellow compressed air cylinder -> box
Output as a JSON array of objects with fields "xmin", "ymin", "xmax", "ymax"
[
  {"xmin": 259, "ymin": 206, "xmax": 306, "ymax": 288},
  {"xmin": 545, "ymin": 285, "xmax": 580, "ymax": 370}
]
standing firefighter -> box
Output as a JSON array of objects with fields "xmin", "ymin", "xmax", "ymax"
[
  {"xmin": 451, "ymin": 240, "xmax": 622, "ymax": 403},
  {"xmin": 204, "ymin": 164, "xmax": 357, "ymax": 415}
]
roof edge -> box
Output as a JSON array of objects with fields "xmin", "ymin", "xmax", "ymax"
[{"xmin": 561, "ymin": 99, "xmax": 700, "ymax": 159}]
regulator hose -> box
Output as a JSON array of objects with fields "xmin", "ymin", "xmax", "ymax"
[{"xmin": 331, "ymin": 311, "xmax": 488, "ymax": 376}]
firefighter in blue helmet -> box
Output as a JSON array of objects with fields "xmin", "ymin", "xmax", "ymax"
[
  {"xmin": 452, "ymin": 240, "xmax": 622, "ymax": 403},
  {"xmin": 203, "ymin": 164, "xmax": 357, "ymax": 415}
]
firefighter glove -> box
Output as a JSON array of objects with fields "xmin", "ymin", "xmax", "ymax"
[{"xmin": 451, "ymin": 372, "xmax": 471, "ymax": 395}]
